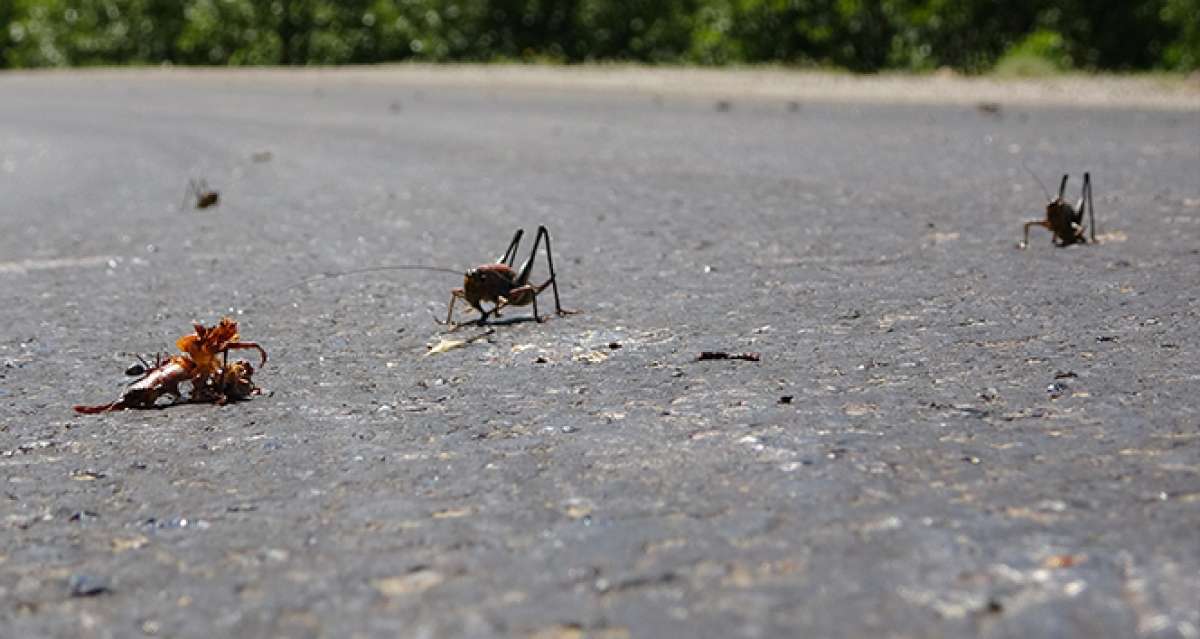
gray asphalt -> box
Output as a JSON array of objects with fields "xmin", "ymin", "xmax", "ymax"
[{"xmin": 1, "ymin": 70, "xmax": 1199, "ymax": 639}]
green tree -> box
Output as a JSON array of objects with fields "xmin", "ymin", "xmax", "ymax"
[
  {"xmin": 1162, "ymin": 0, "xmax": 1200, "ymax": 69},
  {"xmin": 0, "ymin": 0, "xmax": 1197, "ymax": 70},
  {"xmin": 572, "ymin": 0, "xmax": 696, "ymax": 62},
  {"xmin": 175, "ymin": 0, "xmax": 279, "ymax": 65}
]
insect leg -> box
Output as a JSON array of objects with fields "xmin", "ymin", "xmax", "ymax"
[
  {"xmin": 443, "ymin": 288, "xmax": 464, "ymax": 326},
  {"xmin": 499, "ymin": 229, "xmax": 524, "ymax": 266},
  {"xmin": 536, "ymin": 226, "xmax": 566, "ymax": 315},
  {"xmin": 530, "ymin": 226, "xmax": 574, "ymax": 316},
  {"xmin": 1020, "ymin": 220, "xmax": 1048, "ymax": 249},
  {"xmin": 183, "ymin": 179, "xmax": 197, "ymax": 211},
  {"xmin": 491, "ymin": 227, "xmax": 576, "ymax": 320},
  {"xmin": 224, "ymin": 341, "xmax": 268, "ymax": 367},
  {"xmin": 1058, "ymin": 174, "xmax": 1069, "ymax": 200},
  {"xmin": 1084, "ymin": 172, "xmax": 1096, "ymax": 242},
  {"xmin": 513, "ymin": 232, "xmax": 540, "ymax": 287},
  {"xmin": 1070, "ymin": 176, "xmax": 1087, "ymax": 243},
  {"xmin": 505, "ymin": 226, "xmax": 552, "ymax": 321}
]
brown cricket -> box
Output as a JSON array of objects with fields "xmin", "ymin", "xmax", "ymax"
[
  {"xmin": 441, "ymin": 226, "xmax": 577, "ymax": 329},
  {"xmin": 1019, "ymin": 172, "xmax": 1096, "ymax": 249},
  {"xmin": 184, "ymin": 178, "xmax": 220, "ymax": 210},
  {"xmin": 286, "ymin": 225, "xmax": 578, "ymax": 329}
]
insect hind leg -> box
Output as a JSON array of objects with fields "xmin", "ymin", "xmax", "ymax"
[
  {"xmin": 1083, "ymin": 172, "xmax": 1096, "ymax": 242},
  {"xmin": 498, "ymin": 226, "xmax": 576, "ymax": 322},
  {"xmin": 527, "ymin": 226, "xmax": 575, "ymax": 317},
  {"xmin": 183, "ymin": 179, "xmax": 198, "ymax": 211},
  {"xmin": 498, "ymin": 229, "xmax": 524, "ymax": 266}
]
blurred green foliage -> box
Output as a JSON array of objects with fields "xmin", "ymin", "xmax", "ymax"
[
  {"xmin": 993, "ymin": 29, "xmax": 1072, "ymax": 76},
  {"xmin": 0, "ymin": 0, "xmax": 1197, "ymax": 71}
]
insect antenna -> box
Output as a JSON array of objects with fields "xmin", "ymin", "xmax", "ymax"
[
  {"xmin": 1022, "ymin": 162, "xmax": 1052, "ymax": 202},
  {"xmin": 285, "ymin": 264, "xmax": 463, "ymax": 292}
]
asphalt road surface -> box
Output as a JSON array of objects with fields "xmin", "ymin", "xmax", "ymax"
[{"xmin": 1, "ymin": 69, "xmax": 1199, "ymax": 639}]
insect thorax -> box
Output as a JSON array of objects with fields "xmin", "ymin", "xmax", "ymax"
[{"xmin": 1046, "ymin": 201, "xmax": 1080, "ymax": 239}]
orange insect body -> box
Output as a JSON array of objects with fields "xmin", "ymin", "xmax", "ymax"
[{"xmin": 74, "ymin": 318, "xmax": 266, "ymax": 414}]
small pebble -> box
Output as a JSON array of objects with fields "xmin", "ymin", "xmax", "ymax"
[
  {"xmin": 68, "ymin": 574, "xmax": 110, "ymax": 597},
  {"xmin": 1046, "ymin": 382, "xmax": 1068, "ymax": 398}
]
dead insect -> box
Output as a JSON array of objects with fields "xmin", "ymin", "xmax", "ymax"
[
  {"xmin": 122, "ymin": 352, "xmax": 167, "ymax": 377},
  {"xmin": 184, "ymin": 178, "xmax": 220, "ymax": 210},
  {"xmin": 442, "ymin": 226, "xmax": 577, "ymax": 329},
  {"xmin": 1019, "ymin": 171, "xmax": 1096, "ymax": 249},
  {"xmin": 75, "ymin": 318, "xmax": 266, "ymax": 414}
]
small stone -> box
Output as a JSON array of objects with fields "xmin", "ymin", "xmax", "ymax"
[
  {"xmin": 372, "ymin": 569, "xmax": 443, "ymax": 596},
  {"xmin": 1046, "ymin": 382, "xmax": 1068, "ymax": 398},
  {"xmin": 68, "ymin": 574, "xmax": 110, "ymax": 597},
  {"xmin": 71, "ymin": 469, "xmax": 106, "ymax": 481}
]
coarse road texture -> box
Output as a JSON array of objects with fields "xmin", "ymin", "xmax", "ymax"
[{"xmin": 1, "ymin": 69, "xmax": 1199, "ymax": 638}]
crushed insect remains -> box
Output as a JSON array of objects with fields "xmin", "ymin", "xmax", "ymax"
[{"xmin": 74, "ymin": 317, "xmax": 267, "ymax": 414}]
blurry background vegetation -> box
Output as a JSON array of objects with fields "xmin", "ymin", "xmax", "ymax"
[{"xmin": 0, "ymin": 0, "xmax": 1197, "ymax": 72}]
